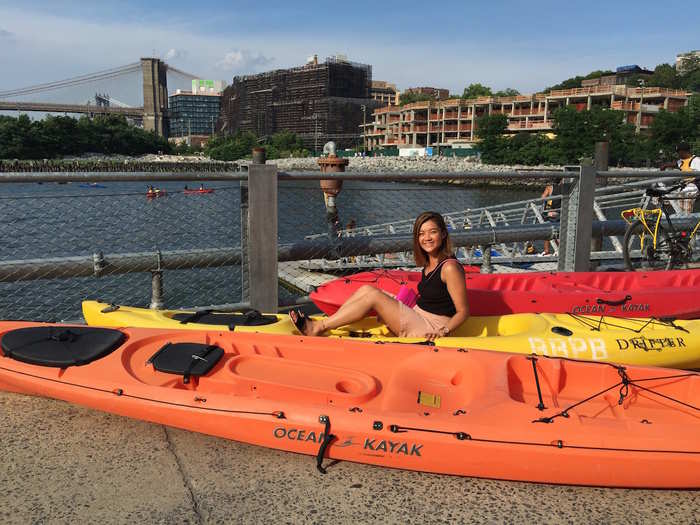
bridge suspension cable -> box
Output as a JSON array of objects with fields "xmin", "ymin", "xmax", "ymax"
[
  {"xmin": 0, "ymin": 62, "xmax": 141, "ymax": 99},
  {"xmin": 165, "ymin": 65, "xmax": 200, "ymax": 79}
]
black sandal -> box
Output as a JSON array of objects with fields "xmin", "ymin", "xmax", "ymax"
[{"xmin": 289, "ymin": 309, "xmax": 308, "ymax": 334}]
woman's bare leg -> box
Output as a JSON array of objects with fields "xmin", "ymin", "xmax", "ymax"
[
  {"xmin": 305, "ymin": 286, "xmax": 401, "ymax": 336},
  {"xmin": 330, "ymin": 285, "xmax": 377, "ymax": 317}
]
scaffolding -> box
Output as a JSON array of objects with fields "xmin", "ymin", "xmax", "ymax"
[{"xmin": 219, "ymin": 58, "xmax": 378, "ymax": 149}]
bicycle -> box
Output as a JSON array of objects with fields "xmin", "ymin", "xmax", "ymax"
[{"xmin": 621, "ymin": 181, "xmax": 700, "ymax": 271}]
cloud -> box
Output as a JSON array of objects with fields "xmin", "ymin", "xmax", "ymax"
[
  {"xmin": 216, "ymin": 50, "xmax": 274, "ymax": 72},
  {"xmin": 0, "ymin": 28, "xmax": 13, "ymax": 39},
  {"xmin": 164, "ymin": 48, "xmax": 187, "ymax": 60}
]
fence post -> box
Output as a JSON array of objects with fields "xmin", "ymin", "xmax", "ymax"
[
  {"xmin": 481, "ymin": 245, "xmax": 492, "ymax": 274},
  {"xmin": 591, "ymin": 142, "xmax": 609, "ymax": 266},
  {"xmin": 558, "ymin": 160, "xmax": 595, "ymax": 272},
  {"xmin": 240, "ymin": 179, "xmax": 249, "ymax": 304},
  {"xmin": 247, "ymin": 159, "xmax": 278, "ymax": 312}
]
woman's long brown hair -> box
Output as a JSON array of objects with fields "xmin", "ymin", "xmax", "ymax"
[{"xmin": 412, "ymin": 211, "xmax": 453, "ymax": 267}]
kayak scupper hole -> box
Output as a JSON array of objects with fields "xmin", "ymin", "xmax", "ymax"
[
  {"xmin": 450, "ymin": 371, "xmax": 463, "ymax": 386},
  {"xmin": 551, "ymin": 326, "xmax": 574, "ymax": 337}
]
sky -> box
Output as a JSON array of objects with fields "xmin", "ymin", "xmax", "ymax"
[{"xmin": 0, "ymin": 0, "xmax": 698, "ymax": 107}]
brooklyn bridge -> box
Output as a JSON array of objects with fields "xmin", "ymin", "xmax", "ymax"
[{"xmin": 0, "ymin": 58, "xmax": 198, "ymax": 137}]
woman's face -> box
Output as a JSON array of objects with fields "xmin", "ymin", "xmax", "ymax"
[{"xmin": 418, "ymin": 219, "xmax": 445, "ymax": 256}]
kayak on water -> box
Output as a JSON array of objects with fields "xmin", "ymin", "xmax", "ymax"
[
  {"xmin": 79, "ymin": 183, "xmax": 107, "ymax": 189},
  {"xmin": 1, "ymin": 320, "xmax": 698, "ymax": 487},
  {"xmin": 82, "ymin": 300, "xmax": 700, "ymax": 369},
  {"xmin": 146, "ymin": 190, "xmax": 167, "ymax": 198},
  {"xmin": 310, "ymin": 268, "xmax": 700, "ymax": 319},
  {"xmin": 183, "ymin": 188, "xmax": 214, "ymax": 194}
]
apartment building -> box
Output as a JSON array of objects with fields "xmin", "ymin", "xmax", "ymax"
[
  {"xmin": 371, "ymin": 81, "xmax": 399, "ymax": 106},
  {"xmin": 361, "ymin": 85, "xmax": 689, "ymax": 150},
  {"xmin": 169, "ymin": 79, "xmax": 226, "ymax": 145},
  {"xmin": 404, "ymin": 86, "xmax": 450, "ymax": 101}
]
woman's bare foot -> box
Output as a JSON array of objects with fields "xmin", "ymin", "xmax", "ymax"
[{"xmin": 289, "ymin": 310, "xmax": 327, "ymax": 337}]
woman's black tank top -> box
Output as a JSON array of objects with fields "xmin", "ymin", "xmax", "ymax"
[{"xmin": 416, "ymin": 256, "xmax": 458, "ymax": 316}]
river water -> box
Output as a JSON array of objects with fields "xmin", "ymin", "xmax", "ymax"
[{"xmin": 0, "ymin": 178, "xmax": 540, "ymax": 320}]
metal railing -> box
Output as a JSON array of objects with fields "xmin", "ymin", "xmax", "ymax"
[{"xmin": 0, "ymin": 160, "xmax": 695, "ymax": 321}]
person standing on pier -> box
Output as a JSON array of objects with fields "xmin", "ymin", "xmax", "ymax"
[
  {"xmin": 540, "ymin": 177, "xmax": 563, "ymax": 255},
  {"xmin": 660, "ymin": 142, "xmax": 700, "ymax": 214},
  {"xmin": 290, "ymin": 211, "xmax": 469, "ymax": 340}
]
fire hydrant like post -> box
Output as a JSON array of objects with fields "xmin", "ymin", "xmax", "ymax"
[{"xmin": 317, "ymin": 141, "xmax": 348, "ymax": 242}]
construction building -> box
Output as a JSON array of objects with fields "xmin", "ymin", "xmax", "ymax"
[
  {"xmin": 169, "ymin": 79, "xmax": 226, "ymax": 146},
  {"xmin": 218, "ymin": 56, "xmax": 378, "ymax": 150},
  {"xmin": 362, "ymin": 85, "xmax": 690, "ymax": 151},
  {"xmin": 403, "ymin": 86, "xmax": 450, "ymax": 101},
  {"xmin": 371, "ymin": 81, "xmax": 399, "ymax": 106}
]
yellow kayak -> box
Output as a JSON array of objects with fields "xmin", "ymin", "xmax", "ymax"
[{"xmin": 82, "ymin": 300, "xmax": 700, "ymax": 369}]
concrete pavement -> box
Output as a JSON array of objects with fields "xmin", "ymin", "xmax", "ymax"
[{"xmin": 1, "ymin": 391, "xmax": 697, "ymax": 524}]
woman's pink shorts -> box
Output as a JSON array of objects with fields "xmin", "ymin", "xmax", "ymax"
[{"xmin": 398, "ymin": 302, "xmax": 450, "ymax": 338}]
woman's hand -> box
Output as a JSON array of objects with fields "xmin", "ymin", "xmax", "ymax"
[{"xmin": 424, "ymin": 326, "xmax": 449, "ymax": 341}]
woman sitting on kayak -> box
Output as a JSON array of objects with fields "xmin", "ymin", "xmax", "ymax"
[{"xmin": 290, "ymin": 211, "xmax": 469, "ymax": 340}]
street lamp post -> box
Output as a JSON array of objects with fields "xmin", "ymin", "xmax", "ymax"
[
  {"xmin": 312, "ymin": 113, "xmax": 318, "ymax": 155},
  {"xmin": 636, "ymin": 79, "xmax": 645, "ymax": 134},
  {"xmin": 361, "ymin": 104, "xmax": 367, "ymax": 154}
]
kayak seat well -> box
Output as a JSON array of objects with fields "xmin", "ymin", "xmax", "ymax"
[
  {"xmin": 380, "ymin": 353, "xmax": 490, "ymax": 413},
  {"xmin": 506, "ymin": 356, "xmax": 566, "ymax": 405},
  {"xmin": 0, "ymin": 326, "xmax": 125, "ymax": 367},
  {"xmin": 227, "ymin": 354, "xmax": 378, "ymax": 406}
]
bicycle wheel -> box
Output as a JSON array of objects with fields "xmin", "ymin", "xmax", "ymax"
[{"xmin": 623, "ymin": 220, "xmax": 674, "ymax": 271}]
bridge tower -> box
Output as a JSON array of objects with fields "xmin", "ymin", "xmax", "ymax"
[{"xmin": 141, "ymin": 58, "xmax": 169, "ymax": 137}]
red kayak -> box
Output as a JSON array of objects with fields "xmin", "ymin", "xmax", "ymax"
[
  {"xmin": 310, "ymin": 268, "xmax": 700, "ymax": 319},
  {"xmin": 146, "ymin": 190, "xmax": 167, "ymax": 198},
  {"xmin": 183, "ymin": 189, "xmax": 214, "ymax": 194}
]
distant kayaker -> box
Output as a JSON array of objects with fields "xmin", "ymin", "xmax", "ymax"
[
  {"xmin": 199, "ymin": 183, "xmax": 204, "ymax": 190},
  {"xmin": 290, "ymin": 211, "xmax": 469, "ymax": 341},
  {"xmin": 184, "ymin": 185, "xmax": 189, "ymax": 191}
]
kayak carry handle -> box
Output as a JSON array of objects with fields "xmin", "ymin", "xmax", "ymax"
[
  {"xmin": 596, "ymin": 295, "xmax": 632, "ymax": 307},
  {"xmin": 316, "ymin": 415, "xmax": 335, "ymax": 474}
]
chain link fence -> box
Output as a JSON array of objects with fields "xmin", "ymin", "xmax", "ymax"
[
  {"xmin": 3, "ymin": 166, "xmax": 670, "ymax": 322},
  {"xmin": 0, "ymin": 178, "xmax": 245, "ymax": 321}
]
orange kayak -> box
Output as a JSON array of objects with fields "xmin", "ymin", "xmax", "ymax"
[{"xmin": 1, "ymin": 321, "xmax": 698, "ymax": 488}]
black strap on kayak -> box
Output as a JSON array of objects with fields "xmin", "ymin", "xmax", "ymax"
[
  {"xmin": 182, "ymin": 345, "xmax": 218, "ymax": 384},
  {"xmin": 48, "ymin": 328, "xmax": 78, "ymax": 343},
  {"xmin": 526, "ymin": 355, "xmax": 546, "ymax": 411},
  {"xmin": 596, "ymin": 295, "xmax": 631, "ymax": 307},
  {"xmin": 100, "ymin": 303, "xmax": 120, "ymax": 313},
  {"xmin": 316, "ymin": 415, "xmax": 335, "ymax": 474},
  {"xmin": 177, "ymin": 309, "xmax": 213, "ymax": 324}
]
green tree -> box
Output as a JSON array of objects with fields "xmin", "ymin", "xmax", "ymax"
[
  {"xmin": 206, "ymin": 131, "xmax": 258, "ymax": 161},
  {"xmin": 493, "ymin": 88, "xmax": 520, "ymax": 97},
  {"xmin": 474, "ymin": 113, "xmax": 508, "ymax": 163},
  {"xmin": 399, "ymin": 92, "xmax": 434, "ymax": 105},
  {"xmin": 462, "ymin": 83, "xmax": 493, "ymax": 99}
]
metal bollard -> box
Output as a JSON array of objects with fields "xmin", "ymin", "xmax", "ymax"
[
  {"xmin": 481, "ymin": 245, "xmax": 492, "ymax": 274},
  {"xmin": 150, "ymin": 251, "xmax": 164, "ymax": 310}
]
